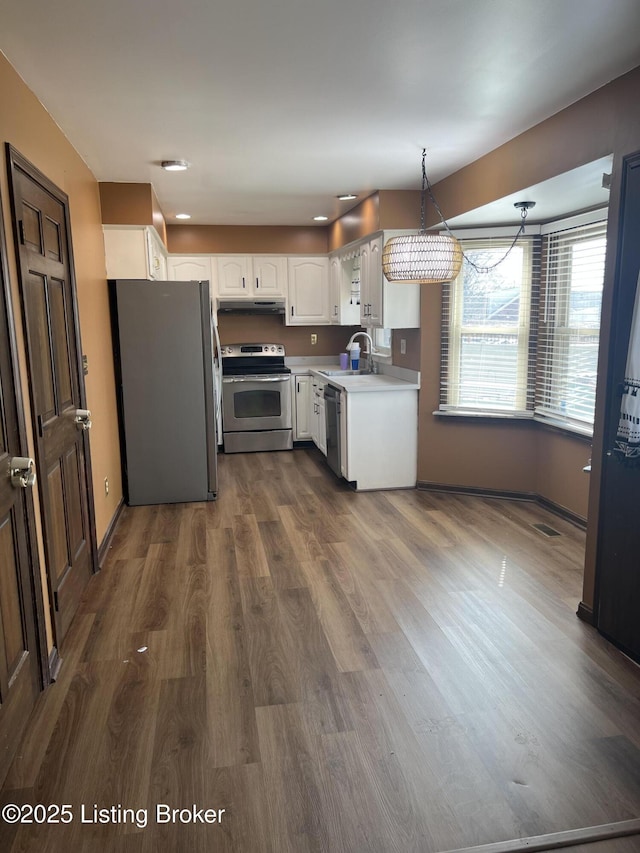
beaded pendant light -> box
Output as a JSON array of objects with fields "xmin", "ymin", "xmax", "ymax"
[{"xmin": 382, "ymin": 149, "xmax": 463, "ymax": 284}]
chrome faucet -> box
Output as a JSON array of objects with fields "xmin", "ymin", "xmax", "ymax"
[{"xmin": 346, "ymin": 331, "xmax": 377, "ymax": 373}]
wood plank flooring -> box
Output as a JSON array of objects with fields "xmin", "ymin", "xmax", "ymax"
[{"xmin": 2, "ymin": 449, "xmax": 640, "ymax": 852}]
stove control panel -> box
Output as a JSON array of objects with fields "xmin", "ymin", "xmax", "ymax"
[{"xmin": 222, "ymin": 343, "xmax": 285, "ymax": 357}]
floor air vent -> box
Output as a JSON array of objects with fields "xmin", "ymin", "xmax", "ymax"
[{"xmin": 532, "ymin": 522, "xmax": 561, "ymax": 537}]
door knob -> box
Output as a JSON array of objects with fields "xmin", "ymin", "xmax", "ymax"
[
  {"xmin": 74, "ymin": 409, "xmax": 92, "ymax": 430},
  {"xmin": 9, "ymin": 456, "xmax": 37, "ymax": 488}
]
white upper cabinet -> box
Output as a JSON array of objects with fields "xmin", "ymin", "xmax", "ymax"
[
  {"xmin": 216, "ymin": 256, "xmax": 253, "ymax": 297},
  {"xmin": 166, "ymin": 255, "xmax": 214, "ymax": 284},
  {"xmin": 359, "ymin": 237, "xmax": 384, "ymax": 327},
  {"xmin": 216, "ymin": 256, "xmax": 287, "ymax": 298},
  {"xmin": 329, "ymin": 253, "xmax": 360, "ymax": 326},
  {"xmin": 103, "ymin": 225, "xmax": 167, "ymax": 281},
  {"xmin": 252, "ymin": 256, "xmax": 287, "ymax": 297},
  {"xmin": 358, "ymin": 232, "xmax": 419, "ymax": 329},
  {"xmin": 286, "ymin": 257, "xmax": 330, "ymax": 325}
]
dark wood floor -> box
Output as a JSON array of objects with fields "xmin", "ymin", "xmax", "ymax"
[{"xmin": 2, "ymin": 449, "xmax": 640, "ymax": 852}]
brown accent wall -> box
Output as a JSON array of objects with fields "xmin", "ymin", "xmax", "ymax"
[
  {"xmin": 218, "ymin": 314, "xmax": 360, "ymax": 356},
  {"xmin": 391, "ymin": 328, "xmax": 421, "ymax": 371},
  {"xmin": 422, "ymin": 66, "xmax": 640, "ymax": 612},
  {"xmin": 167, "ymin": 225, "xmax": 327, "ymax": 255},
  {"xmin": 534, "ymin": 429, "xmax": 592, "ymax": 520},
  {"xmin": 151, "ymin": 186, "xmax": 167, "ymax": 246},
  {"xmin": 328, "ymin": 66, "xmax": 640, "ymax": 611},
  {"xmin": 328, "ymin": 193, "xmax": 380, "ymax": 251},
  {"xmin": 1, "ymin": 53, "xmax": 122, "ymax": 650},
  {"xmin": 100, "ymin": 181, "xmax": 153, "ymax": 225},
  {"xmin": 379, "ymin": 190, "xmax": 421, "ymax": 230}
]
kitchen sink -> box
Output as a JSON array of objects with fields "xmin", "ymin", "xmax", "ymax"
[{"xmin": 319, "ymin": 369, "xmax": 371, "ymax": 377}]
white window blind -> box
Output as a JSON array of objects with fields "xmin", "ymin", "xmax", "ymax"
[
  {"xmin": 441, "ymin": 237, "xmax": 538, "ymax": 414},
  {"xmin": 535, "ymin": 219, "xmax": 607, "ymax": 428}
]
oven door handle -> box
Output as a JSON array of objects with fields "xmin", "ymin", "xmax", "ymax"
[{"xmin": 222, "ymin": 375, "xmax": 291, "ymax": 383}]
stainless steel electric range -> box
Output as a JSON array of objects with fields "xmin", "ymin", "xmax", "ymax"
[{"xmin": 220, "ymin": 343, "xmax": 293, "ymax": 453}]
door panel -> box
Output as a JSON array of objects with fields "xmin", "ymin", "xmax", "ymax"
[
  {"xmin": 595, "ymin": 151, "xmax": 640, "ymax": 661},
  {"xmin": 0, "ymin": 183, "xmax": 43, "ymax": 784},
  {"xmin": 7, "ymin": 146, "xmax": 96, "ymax": 646},
  {"xmin": 0, "ymin": 517, "xmax": 26, "ymax": 677}
]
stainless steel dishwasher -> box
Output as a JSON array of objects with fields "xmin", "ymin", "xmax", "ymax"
[{"xmin": 324, "ymin": 384, "xmax": 341, "ymax": 477}]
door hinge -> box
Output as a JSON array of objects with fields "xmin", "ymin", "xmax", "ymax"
[
  {"xmin": 53, "ymin": 590, "xmax": 60, "ymax": 611},
  {"xmin": 18, "ymin": 219, "xmax": 25, "ymax": 245}
]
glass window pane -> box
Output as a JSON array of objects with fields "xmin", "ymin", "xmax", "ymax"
[
  {"xmin": 461, "ymin": 247, "xmax": 524, "ymax": 327},
  {"xmin": 459, "ymin": 333, "xmax": 519, "ymax": 409}
]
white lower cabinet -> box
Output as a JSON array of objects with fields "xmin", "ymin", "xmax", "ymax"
[
  {"xmin": 307, "ymin": 375, "xmax": 327, "ymax": 454},
  {"xmin": 342, "ymin": 389, "xmax": 417, "ymax": 489},
  {"xmin": 317, "ymin": 394, "xmax": 327, "ymax": 455},
  {"xmin": 292, "ymin": 374, "xmax": 312, "ymax": 440}
]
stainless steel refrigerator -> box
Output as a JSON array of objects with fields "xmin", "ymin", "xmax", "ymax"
[{"xmin": 110, "ymin": 279, "xmax": 221, "ymax": 505}]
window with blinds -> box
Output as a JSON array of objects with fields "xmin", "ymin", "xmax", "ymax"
[
  {"xmin": 440, "ymin": 236, "xmax": 539, "ymax": 414},
  {"xmin": 535, "ymin": 218, "xmax": 607, "ymax": 428}
]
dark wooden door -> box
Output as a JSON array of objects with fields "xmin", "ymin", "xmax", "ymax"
[
  {"xmin": 0, "ymin": 191, "xmax": 44, "ymax": 783},
  {"xmin": 595, "ymin": 150, "xmax": 640, "ymax": 662},
  {"xmin": 7, "ymin": 146, "xmax": 96, "ymax": 646}
]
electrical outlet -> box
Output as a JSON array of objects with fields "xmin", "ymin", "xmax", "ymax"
[
  {"xmin": 400, "ymin": 338, "xmax": 407, "ymax": 355},
  {"xmin": 310, "ymin": 333, "xmax": 317, "ymax": 345},
  {"xmin": 104, "ymin": 477, "xmax": 109, "ymax": 496}
]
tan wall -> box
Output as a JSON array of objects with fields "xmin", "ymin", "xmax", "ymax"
[
  {"xmin": 218, "ymin": 314, "xmax": 359, "ymax": 356},
  {"xmin": 0, "ymin": 53, "xmax": 121, "ymax": 650},
  {"xmin": 167, "ymin": 224, "xmax": 327, "ymax": 255}
]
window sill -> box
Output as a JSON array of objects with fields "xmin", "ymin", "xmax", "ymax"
[
  {"xmin": 433, "ymin": 409, "xmax": 594, "ymax": 441},
  {"xmin": 434, "ymin": 409, "xmax": 533, "ymax": 421}
]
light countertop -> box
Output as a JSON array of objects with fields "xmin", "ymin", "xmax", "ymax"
[{"xmin": 308, "ymin": 368, "xmax": 419, "ymax": 393}]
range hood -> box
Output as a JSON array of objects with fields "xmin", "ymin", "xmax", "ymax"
[{"xmin": 217, "ymin": 298, "xmax": 286, "ymax": 315}]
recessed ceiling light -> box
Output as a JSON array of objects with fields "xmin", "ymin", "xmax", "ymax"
[
  {"xmin": 313, "ymin": 215, "xmax": 329, "ymax": 221},
  {"xmin": 161, "ymin": 160, "xmax": 189, "ymax": 171},
  {"xmin": 337, "ymin": 193, "xmax": 357, "ymax": 201},
  {"xmin": 175, "ymin": 213, "xmax": 191, "ymax": 220}
]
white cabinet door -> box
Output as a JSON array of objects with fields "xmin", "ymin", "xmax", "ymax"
[
  {"xmin": 329, "ymin": 255, "xmax": 341, "ymax": 324},
  {"xmin": 293, "ymin": 375, "xmax": 313, "ymax": 440},
  {"xmin": 359, "ymin": 236, "xmax": 383, "ymax": 327},
  {"xmin": 104, "ymin": 227, "xmax": 155, "ymax": 280},
  {"xmin": 166, "ymin": 256, "xmax": 214, "ymax": 283},
  {"xmin": 217, "ymin": 256, "xmax": 253, "ymax": 296},
  {"xmin": 145, "ymin": 227, "xmax": 167, "ymax": 280},
  {"xmin": 367, "ymin": 235, "xmax": 384, "ymax": 326},
  {"xmin": 359, "ymin": 241, "xmax": 370, "ymax": 326},
  {"xmin": 287, "ymin": 257, "xmax": 330, "ymax": 325},
  {"xmin": 330, "ymin": 254, "xmax": 359, "ymax": 326},
  {"xmin": 317, "ymin": 395, "xmax": 327, "ymax": 455},
  {"xmin": 253, "ymin": 256, "xmax": 287, "ymax": 297}
]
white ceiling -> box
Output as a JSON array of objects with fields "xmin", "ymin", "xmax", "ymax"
[{"xmin": 2, "ymin": 0, "xmax": 640, "ymax": 227}]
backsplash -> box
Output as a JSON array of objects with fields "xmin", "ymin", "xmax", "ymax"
[{"xmin": 218, "ymin": 315, "xmax": 361, "ymax": 357}]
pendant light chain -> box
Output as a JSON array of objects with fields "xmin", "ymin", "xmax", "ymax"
[{"xmin": 421, "ymin": 148, "xmax": 533, "ymax": 274}]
